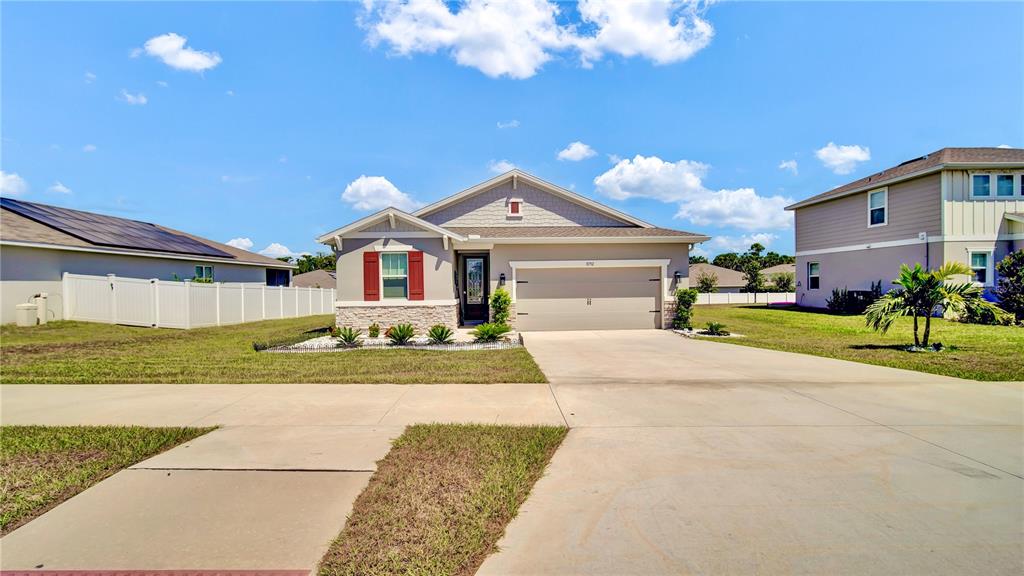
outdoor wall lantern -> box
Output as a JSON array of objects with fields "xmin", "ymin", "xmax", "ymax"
[
  {"xmin": 499, "ymin": 273, "xmax": 506, "ymax": 286},
  {"xmin": 673, "ymin": 270, "xmax": 682, "ymax": 283}
]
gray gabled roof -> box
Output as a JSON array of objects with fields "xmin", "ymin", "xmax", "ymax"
[{"xmin": 787, "ymin": 147, "xmax": 1024, "ymax": 210}]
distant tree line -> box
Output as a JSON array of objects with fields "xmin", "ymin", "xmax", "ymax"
[
  {"xmin": 689, "ymin": 243, "xmax": 796, "ymax": 293},
  {"xmin": 276, "ymin": 252, "xmax": 336, "ymax": 274}
]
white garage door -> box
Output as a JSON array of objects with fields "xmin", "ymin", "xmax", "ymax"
[{"xmin": 516, "ymin": 267, "xmax": 661, "ymax": 331}]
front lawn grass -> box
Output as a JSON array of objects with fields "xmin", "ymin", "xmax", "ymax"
[
  {"xmin": 0, "ymin": 425, "xmax": 213, "ymax": 534},
  {"xmin": 692, "ymin": 305, "xmax": 1024, "ymax": 381},
  {"xmin": 0, "ymin": 317, "xmax": 546, "ymax": 384},
  {"xmin": 318, "ymin": 424, "xmax": 567, "ymax": 576}
]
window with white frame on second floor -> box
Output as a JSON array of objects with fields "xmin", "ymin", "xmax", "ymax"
[
  {"xmin": 868, "ymin": 189, "xmax": 887, "ymax": 227},
  {"xmin": 970, "ymin": 173, "xmax": 1024, "ymax": 199}
]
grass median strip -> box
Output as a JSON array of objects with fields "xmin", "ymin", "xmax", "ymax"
[
  {"xmin": 0, "ymin": 425, "xmax": 214, "ymax": 534},
  {"xmin": 0, "ymin": 317, "xmax": 546, "ymax": 384},
  {"xmin": 692, "ymin": 304, "xmax": 1024, "ymax": 381},
  {"xmin": 319, "ymin": 424, "xmax": 567, "ymax": 576}
]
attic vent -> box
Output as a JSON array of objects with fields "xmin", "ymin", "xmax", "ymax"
[{"xmin": 897, "ymin": 156, "xmax": 928, "ymax": 167}]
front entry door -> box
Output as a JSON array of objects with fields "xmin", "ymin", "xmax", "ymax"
[{"xmin": 461, "ymin": 254, "xmax": 489, "ymax": 324}]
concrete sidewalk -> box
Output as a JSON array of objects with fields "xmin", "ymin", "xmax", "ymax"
[{"xmin": 0, "ymin": 383, "xmax": 566, "ymax": 571}]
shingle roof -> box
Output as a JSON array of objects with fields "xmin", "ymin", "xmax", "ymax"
[
  {"xmin": 445, "ymin": 226, "xmax": 707, "ymax": 239},
  {"xmin": 1, "ymin": 201, "xmax": 292, "ymax": 268},
  {"xmin": 292, "ymin": 269, "xmax": 336, "ymax": 288},
  {"xmin": 787, "ymin": 147, "xmax": 1024, "ymax": 210},
  {"xmin": 760, "ymin": 263, "xmax": 795, "ymax": 275},
  {"xmin": 690, "ymin": 263, "xmax": 745, "ymax": 288}
]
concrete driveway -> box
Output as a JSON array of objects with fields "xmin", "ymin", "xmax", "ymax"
[{"xmin": 479, "ymin": 330, "xmax": 1024, "ymax": 576}]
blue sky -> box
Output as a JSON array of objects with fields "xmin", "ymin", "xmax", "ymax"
[{"xmin": 2, "ymin": 1, "xmax": 1022, "ymax": 258}]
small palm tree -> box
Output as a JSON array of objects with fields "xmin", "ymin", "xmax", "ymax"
[{"xmin": 865, "ymin": 262, "xmax": 998, "ymax": 347}]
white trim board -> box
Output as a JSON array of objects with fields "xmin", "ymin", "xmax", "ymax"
[
  {"xmin": 316, "ymin": 207, "xmax": 467, "ymax": 245},
  {"xmin": 0, "ymin": 240, "xmax": 295, "ymax": 269},
  {"xmin": 794, "ymin": 234, "xmax": 1022, "ymax": 257}
]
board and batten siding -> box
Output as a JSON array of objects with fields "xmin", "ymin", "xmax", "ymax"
[
  {"xmin": 942, "ymin": 170, "xmax": 1024, "ymax": 237},
  {"xmin": 795, "ymin": 173, "xmax": 942, "ymax": 252},
  {"xmin": 420, "ymin": 180, "xmax": 630, "ymax": 228}
]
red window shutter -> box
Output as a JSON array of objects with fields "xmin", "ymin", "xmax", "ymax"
[
  {"xmin": 363, "ymin": 252, "xmax": 380, "ymax": 301},
  {"xmin": 408, "ymin": 251, "xmax": 424, "ymax": 301},
  {"xmin": 510, "ymin": 201, "xmax": 520, "ymax": 214}
]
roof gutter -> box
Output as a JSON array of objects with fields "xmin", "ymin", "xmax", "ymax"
[{"xmin": 0, "ymin": 240, "xmax": 297, "ymax": 269}]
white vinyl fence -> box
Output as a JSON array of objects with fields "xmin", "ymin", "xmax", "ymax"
[
  {"xmin": 62, "ymin": 272, "xmax": 335, "ymax": 329},
  {"xmin": 693, "ymin": 292, "xmax": 795, "ymax": 305}
]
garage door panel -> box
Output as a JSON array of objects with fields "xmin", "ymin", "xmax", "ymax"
[{"xmin": 516, "ymin": 267, "xmax": 660, "ymax": 331}]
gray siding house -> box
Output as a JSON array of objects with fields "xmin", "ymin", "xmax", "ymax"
[
  {"xmin": 787, "ymin": 147, "xmax": 1024, "ymax": 308},
  {"xmin": 0, "ymin": 198, "xmax": 295, "ymax": 323},
  {"xmin": 318, "ymin": 170, "xmax": 708, "ymax": 331}
]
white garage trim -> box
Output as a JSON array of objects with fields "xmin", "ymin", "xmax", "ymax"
[{"xmin": 508, "ymin": 259, "xmax": 670, "ymax": 302}]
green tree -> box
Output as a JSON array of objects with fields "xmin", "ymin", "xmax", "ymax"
[
  {"xmin": 696, "ymin": 270, "xmax": 718, "ymax": 293},
  {"xmin": 770, "ymin": 272, "xmax": 795, "ymax": 292},
  {"xmin": 689, "ymin": 255, "xmax": 708, "ymax": 264},
  {"xmin": 865, "ymin": 262, "xmax": 999, "ymax": 347},
  {"xmin": 294, "ymin": 252, "xmax": 337, "ymax": 274},
  {"xmin": 712, "ymin": 252, "xmax": 741, "ymax": 271},
  {"xmin": 995, "ymin": 250, "xmax": 1024, "ymax": 322},
  {"xmin": 741, "ymin": 261, "xmax": 765, "ymax": 293},
  {"xmin": 761, "ymin": 251, "xmax": 795, "ymax": 268}
]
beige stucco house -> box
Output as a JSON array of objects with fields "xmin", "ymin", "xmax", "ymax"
[
  {"xmin": 318, "ymin": 170, "xmax": 709, "ymax": 331},
  {"xmin": 0, "ymin": 198, "xmax": 295, "ymax": 323},
  {"xmin": 787, "ymin": 147, "xmax": 1024, "ymax": 308}
]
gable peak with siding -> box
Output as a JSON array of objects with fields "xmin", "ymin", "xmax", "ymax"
[{"xmin": 415, "ymin": 170, "xmax": 652, "ymax": 229}]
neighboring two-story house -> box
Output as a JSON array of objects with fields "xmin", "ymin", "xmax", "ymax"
[
  {"xmin": 787, "ymin": 147, "xmax": 1024, "ymax": 308},
  {"xmin": 318, "ymin": 170, "xmax": 708, "ymax": 331}
]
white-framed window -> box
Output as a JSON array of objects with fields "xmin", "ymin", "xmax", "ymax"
[
  {"xmin": 807, "ymin": 262, "xmax": 820, "ymax": 290},
  {"xmin": 507, "ymin": 197, "xmax": 523, "ymax": 217},
  {"xmin": 194, "ymin": 265, "xmax": 214, "ymax": 281},
  {"xmin": 381, "ymin": 253, "xmax": 408, "ymax": 298},
  {"xmin": 867, "ymin": 188, "xmax": 887, "ymax": 227},
  {"xmin": 968, "ymin": 250, "xmax": 994, "ymax": 286},
  {"xmin": 970, "ymin": 172, "xmax": 1024, "ymax": 199}
]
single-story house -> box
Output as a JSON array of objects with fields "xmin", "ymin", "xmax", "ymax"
[
  {"xmin": 761, "ymin": 263, "xmax": 796, "ymax": 288},
  {"xmin": 317, "ymin": 170, "xmax": 709, "ymax": 331},
  {"xmin": 292, "ymin": 269, "xmax": 336, "ymax": 288},
  {"xmin": 0, "ymin": 198, "xmax": 295, "ymax": 324},
  {"xmin": 690, "ymin": 263, "xmax": 745, "ymax": 293}
]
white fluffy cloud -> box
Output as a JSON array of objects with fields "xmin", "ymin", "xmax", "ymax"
[
  {"xmin": 342, "ymin": 175, "xmax": 422, "ymax": 212},
  {"xmin": 497, "ymin": 119, "xmax": 520, "ymax": 129},
  {"xmin": 226, "ymin": 237, "xmax": 254, "ymax": 251},
  {"xmin": 47, "ymin": 181, "xmax": 72, "ymax": 194},
  {"xmin": 778, "ymin": 159, "xmax": 798, "ymax": 175},
  {"xmin": 692, "ymin": 232, "xmax": 778, "ymax": 257},
  {"xmin": 83, "ymin": 144, "xmax": 97, "ymax": 152},
  {"xmin": 488, "ymin": 159, "xmax": 517, "ymax": 174},
  {"xmin": 593, "ymin": 155, "xmax": 793, "ymax": 231},
  {"xmin": 815, "ymin": 142, "xmax": 870, "ymax": 175},
  {"xmin": 118, "ymin": 90, "xmax": 148, "ymax": 105},
  {"xmin": 362, "ymin": 0, "xmax": 714, "ymax": 79},
  {"xmin": 259, "ymin": 243, "xmax": 301, "ymax": 258},
  {"xmin": 142, "ymin": 33, "xmax": 222, "ymax": 72},
  {"xmin": 0, "ymin": 171, "xmax": 28, "ymax": 196},
  {"xmin": 997, "ymin": 144, "xmax": 1013, "ymax": 149},
  {"xmin": 677, "ymin": 188, "xmax": 793, "ymax": 230},
  {"xmin": 557, "ymin": 141, "xmax": 597, "ymax": 161}
]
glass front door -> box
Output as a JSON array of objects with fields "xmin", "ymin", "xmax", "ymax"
[{"xmin": 461, "ymin": 254, "xmax": 489, "ymax": 323}]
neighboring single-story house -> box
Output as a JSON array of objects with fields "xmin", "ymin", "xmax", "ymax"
[
  {"xmin": 689, "ymin": 263, "xmax": 745, "ymax": 293},
  {"xmin": 0, "ymin": 198, "xmax": 295, "ymax": 324},
  {"xmin": 786, "ymin": 147, "xmax": 1023, "ymax": 307},
  {"xmin": 761, "ymin": 263, "xmax": 796, "ymax": 288},
  {"xmin": 292, "ymin": 269, "xmax": 336, "ymax": 288},
  {"xmin": 318, "ymin": 170, "xmax": 709, "ymax": 331}
]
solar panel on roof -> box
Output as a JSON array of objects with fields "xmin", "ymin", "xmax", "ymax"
[{"xmin": 1, "ymin": 198, "xmax": 234, "ymax": 258}]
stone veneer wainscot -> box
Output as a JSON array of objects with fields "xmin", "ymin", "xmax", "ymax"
[{"xmin": 335, "ymin": 303, "xmax": 458, "ymax": 332}]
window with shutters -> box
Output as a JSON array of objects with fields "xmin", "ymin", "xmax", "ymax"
[{"xmin": 381, "ymin": 253, "xmax": 408, "ymax": 299}]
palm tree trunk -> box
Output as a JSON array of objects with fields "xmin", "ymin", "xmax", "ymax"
[
  {"xmin": 912, "ymin": 312, "xmax": 920, "ymax": 347},
  {"xmin": 923, "ymin": 313, "xmax": 931, "ymax": 347}
]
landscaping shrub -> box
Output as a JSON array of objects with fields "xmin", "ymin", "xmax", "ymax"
[
  {"xmin": 386, "ymin": 324, "xmax": 416, "ymax": 345},
  {"xmin": 995, "ymin": 250, "xmax": 1024, "ymax": 323},
  {"xmin": 472, "ymin": 322, "xmax": 511, "ymax": 342},
  {"xmin": 672, "ymin": 288, "xmax": 698, "ymax": 329},
  {"xmin": 703, "ymin": 321, "xmax": 730, "ymax": 336},
  {"xmin": 696, "ymin": 270, "xmax": 718, "ymax": 293},
  {"xmin": 337, "ymin": 326, "xmax": 362, "ymax": 347},
  {"xmin": 490, "ymin": 286, "xmax": 512, "ymax": 324},
  {"xmin": 427, "ymin": 324, "xmax": 455, "ymax": 345},
  {"xmin": 827, "ymin": 281, "xmax": 882, "ymax": 315},
  {"xmin": 367, "ymin": 323, "xmax": 380, "ymax": 338}
]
